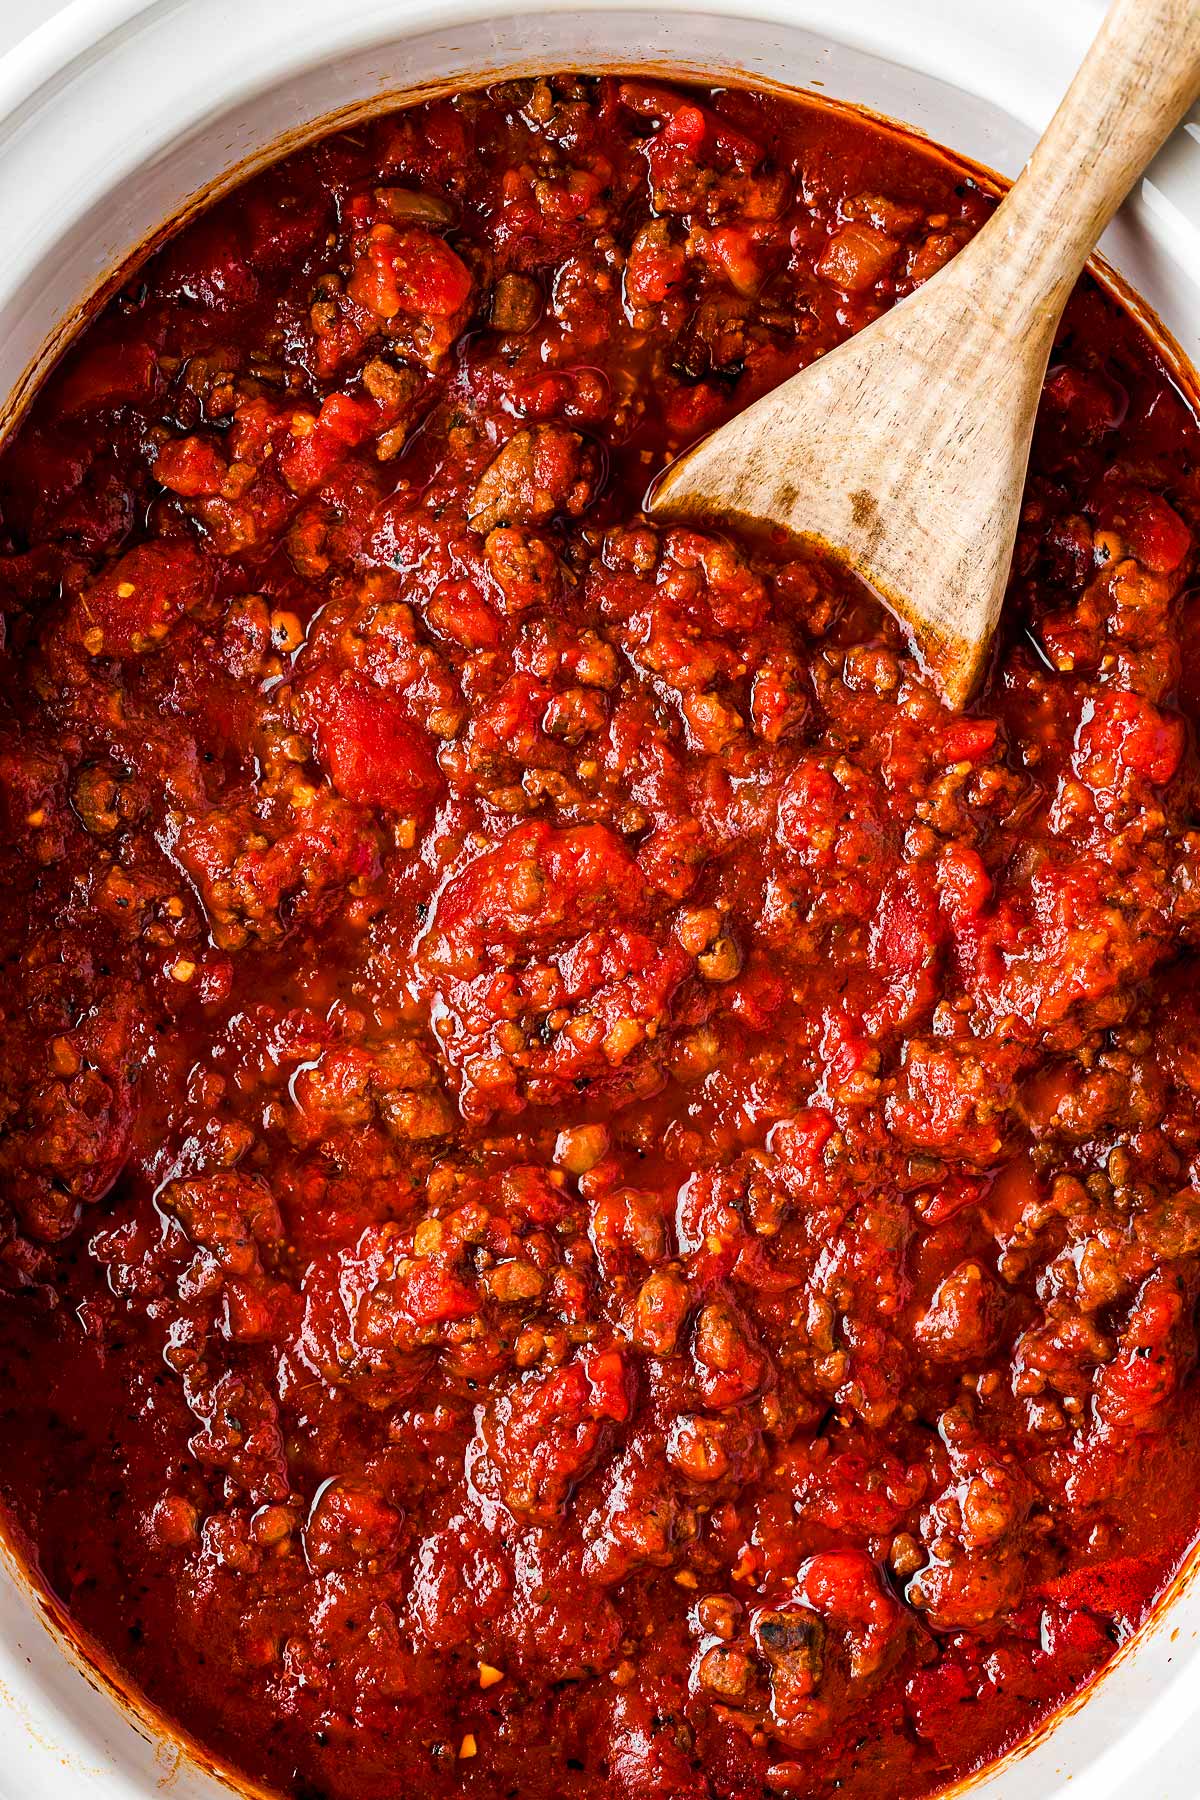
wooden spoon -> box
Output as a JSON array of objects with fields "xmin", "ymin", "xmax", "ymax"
[{"xmin": 646, "ymin": 0, "xmax": 1200, "ymax": 708}]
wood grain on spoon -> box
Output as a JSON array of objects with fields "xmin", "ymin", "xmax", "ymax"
[{"xmin": 646, "ymin": 0, "xmax": 1200, "ymax": 708}]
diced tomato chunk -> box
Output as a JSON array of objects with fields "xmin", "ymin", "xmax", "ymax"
[
  {"xmin": 1042, "ymin": 364, "xmax": 1128, "ymax": 440},
  {"xmin": 348, "ymin": 222, "xmax": 473, "ymax": 321},
  {"xmin": 816, "ymin": 222, "xmax": 900, "ymax": 292},
  {"xmin": 1074, "ymin": 689, "xmax": 1185, "ymax": 790},
  {"xmin": 938, "ymin": 842, "xmax": 992, "ymax": 919},
  {"xmin": 704, "ymin": 225, "xmax": 766, "ymax": 297},
  {"xmin": 51, "ymin": 339, "xmax": 160, "ymax": 417},
  {"xmin": 583, "ymin": 1348, "xmax": 633, "ymax": 1422},
  {"xmin": 73, "ymin": 539, "xmax": 213, "ymax": 655},
  {"xmin": 869, "ymin": 868, "xmax": 942, "ymax": 977},
  {"xmin": 1097, "ymin": 481, "xmax": 1192, "ymax": 573},
  {"xmin": 941, "ymin": 717, "xmax": 999, "ymax": 763},
  {"xmin": 304, "ymin": 674, "xmax": 442, "ymax": 814},
  {"xmin": 304, "ymin": 1480, "xmax": 401, "ymax": 1572},
  {"xmin": 155, "ymin": 435, "xmax": 229, "ymax": 498},
  {"xmin": 427, "ymin": 578, "xmax": 502, "ymax": 648},
  {"xmin": 279, "ymin": 391, "xmax": 379, "ymax": 493},
  {"xmin": 393, "ymin": 1256, "xmax": 477, "ymax": 1324},
  {"xmin": 906, "ymin": 1659, "xmax": 973, "ymax": 1743}
]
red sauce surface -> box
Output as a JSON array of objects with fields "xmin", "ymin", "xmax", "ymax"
[{"xmin": 1, "ymin": 75, "xmax": 1200, "ymax": 1800}]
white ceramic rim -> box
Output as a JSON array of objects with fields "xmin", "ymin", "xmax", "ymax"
[{"xmin": 0, "ymin": 2, "xmax": 1199, "ymax": 1797}]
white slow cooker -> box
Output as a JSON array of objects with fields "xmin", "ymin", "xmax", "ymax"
[{"xmin": 1, "ymin": 1, "xmax": 1199, "ymax": 1795}]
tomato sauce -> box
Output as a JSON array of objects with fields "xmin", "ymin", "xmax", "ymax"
[{"xmin": 1, "ymin": 74, "xmax": 1200, "ymax": 1800}]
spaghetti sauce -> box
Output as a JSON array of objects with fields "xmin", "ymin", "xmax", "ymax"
[{"xmin": 1, "ymin": 74, "xmax": 1199, "ymax": 1800}]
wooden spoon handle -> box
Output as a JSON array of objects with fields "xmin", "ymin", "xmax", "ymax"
[{"xmin": 981, "ymin": 0, "xmax": 1200, "ymax": 323}]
